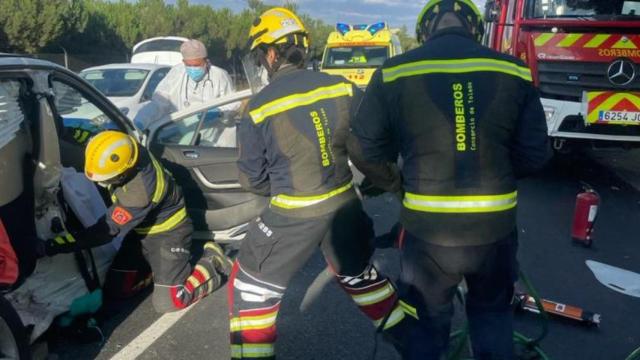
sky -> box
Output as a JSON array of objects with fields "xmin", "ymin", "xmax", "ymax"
[{"xmin": 188, "ymin": 0, "xmax": 487, "ymax": 31}]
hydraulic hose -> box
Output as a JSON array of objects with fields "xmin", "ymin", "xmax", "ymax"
[
  {"xmin": 626, "ymin": 346, "xmax": 640, "ymax": 360},
  {"xmin": 447, "ymin": 270, "xmax": 550, "ymax": 360}
]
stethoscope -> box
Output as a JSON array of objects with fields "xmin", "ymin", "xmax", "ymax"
[{"xmin": 182, "ymin": 70, "xmax": 215, "ymax": 108}]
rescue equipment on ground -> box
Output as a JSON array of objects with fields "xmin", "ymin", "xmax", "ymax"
[
  {"xmin": 571, "ymin": 183, "xmax": 600, "ymax": 247},
  {"xmin": 516, "ymin": 293, "xmax": 601, "ymax": 326},
  {"xmin": 587, "ymin": 260, "xmax": 640, "ymax": 298}
]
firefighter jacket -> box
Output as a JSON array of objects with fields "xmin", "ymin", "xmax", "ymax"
[
  {"xmin": 349, "ymin": 28, "xmax": 551, "ymax": 246},
  {"xmin": 237, "ymin": 65, "xmax": 360, "ymax": 218},
  {"xmin": 53, "ymin": 147, "xmax": 189, "ymax": 251}
]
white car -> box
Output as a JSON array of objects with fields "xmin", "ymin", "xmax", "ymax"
[
  {"xmin": 131, "ymin": 36, "xmax": 188, "ymax": 66},
  {"xmin": 80, "ymin": 63, "xmax": 170, "ymax": 121}
]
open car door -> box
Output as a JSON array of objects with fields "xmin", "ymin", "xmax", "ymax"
[{"xmin": 146, "ymin": 90, "xmax": 267, "ymax": 241}]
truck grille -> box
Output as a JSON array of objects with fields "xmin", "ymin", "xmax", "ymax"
[{"xmin": 538, "ymin": 61, "xmax": 640, "ymax": 102}]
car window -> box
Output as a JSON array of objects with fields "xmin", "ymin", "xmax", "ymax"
[
  {"xmin": 50, "ymin": 79, "xmax": 122, "ymax": 144},
  {"xmin": 141, "ymin": 68, "xmax": 170, "ymax": 102},
  {"xmin": 0, "ymin": 79, "xmax": 25, "ymax": 150},
  {"xmin": 155, "ymin": 108, "xmax": 238, "ymax": 148},
  {"xmin": 80, "ymin": 69, "xmax": 150, "ymax": 97}
]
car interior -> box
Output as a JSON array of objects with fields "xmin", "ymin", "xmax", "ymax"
[{"xmin": 0, "ymin": 77, "xmax": 47, "ymax": 286}]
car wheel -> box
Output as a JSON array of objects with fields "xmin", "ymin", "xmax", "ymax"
[{"xmin": 0, "ymin": 295, "xmax": 30, "ymax": 360}]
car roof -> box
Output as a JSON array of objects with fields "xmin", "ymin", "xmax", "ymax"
[
  {"xmin": 132, "ymin": 36, "xmax": 189, "ymax": 52},
  {"xmin": 81, "ymin": 63, "xmax": 171, "ymax": 72},
  {"xmin": 0, "ymin": 55, "xmax": 66, "ymax": 69}
]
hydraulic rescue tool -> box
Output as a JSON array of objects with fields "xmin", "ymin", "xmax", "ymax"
[{"xmin": 516, "ymin": 293, "xmax": 601, "ymax": 326}]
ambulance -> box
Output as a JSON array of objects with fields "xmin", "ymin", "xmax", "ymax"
[{"xmin": 321, "ymin": 22, "xmax": 402, "ymax": 88}]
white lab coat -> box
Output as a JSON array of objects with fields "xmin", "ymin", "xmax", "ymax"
[{"xmin": 134, "ymin": 63, "xmax": 238, "ymax": 131}]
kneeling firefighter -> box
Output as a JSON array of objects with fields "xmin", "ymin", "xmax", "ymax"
[
  {"xmin": 45, "ymin": 131, "xmax": 232, "ymax": 313},
  {"xmin": 228, "ymin": 7, "xmax": 415, "ymax": 359}
]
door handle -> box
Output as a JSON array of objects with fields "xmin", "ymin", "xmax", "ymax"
[
  {"xmin": 193, "ymin": 168, "xmax": 242, "ymax": 190},
  {"xmin": 183, "ymin": 150, "xmax": 200, "ymax": 159}
]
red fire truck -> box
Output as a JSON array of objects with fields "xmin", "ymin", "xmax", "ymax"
[{"xmin": 484, "ymin": 0, "xmax": 640, "ymax": 151}]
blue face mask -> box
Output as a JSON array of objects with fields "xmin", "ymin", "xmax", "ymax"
[{"xmin": 186, "ymin": 66, "xmax": 206, "ymax": 82}]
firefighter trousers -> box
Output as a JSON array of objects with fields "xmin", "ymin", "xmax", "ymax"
[
  {"xmin": 228, "ymin": 198, "xmax": 405, "ymax": 360},
  {"xmin": 387, "ymin": 229, "xmax": 519, "ymax": 360},
  {"xmin": 105, "ymin": 219, "xmax": 224, "ymax": 313}
]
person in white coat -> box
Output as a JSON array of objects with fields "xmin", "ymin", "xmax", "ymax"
[{"xmin": 135, "ymin": 39, "xmax": 239, "ymax": 147}]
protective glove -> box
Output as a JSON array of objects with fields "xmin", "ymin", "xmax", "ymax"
[
  {"xmin": 44, "ymin": 232, "xmax": 78, "ymax": 256},
  {"xmin": 202, "ymin": 242, "xmax": 233, "ymax": 276},
  {"xmin": 358, "ymin": 177, "xmax": 387, "ymax": 198}
]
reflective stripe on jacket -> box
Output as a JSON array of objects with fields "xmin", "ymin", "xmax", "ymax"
[
  {"xmin": 238, "ymin": 66, "xmax": 361, "ymax": 217},
  {"xmin": 350, "ymin": 28, "xmax": 551, "ymax": 246}
]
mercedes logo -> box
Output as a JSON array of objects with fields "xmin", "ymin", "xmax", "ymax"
[{"xmin": 607, "ymin": 59, "xmax": 636, "ymax": 86}]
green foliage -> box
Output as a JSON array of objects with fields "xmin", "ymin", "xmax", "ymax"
[
  {"xmin": 397, "ymin": 25, "xmax": 419, "ymax": 52},
  {"xmin": 0, "ymin": 0, "xmax": 415, "ymax": 67},
  {"xmin": 0, "ymin": 0, "xmax": 87, "ymax": 53}
]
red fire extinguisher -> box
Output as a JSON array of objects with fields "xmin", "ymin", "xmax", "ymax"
[{"xmin": 571, "ymin": 184, "xmax": 600, "ymax": 247}]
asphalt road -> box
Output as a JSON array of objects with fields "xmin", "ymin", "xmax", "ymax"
[{"xmin": 49, "ymin": 149, "xmax": 640, "ymax": 360}]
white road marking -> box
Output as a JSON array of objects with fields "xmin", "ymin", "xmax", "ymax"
[{"xmin": 109, "ymin": 306, "xmax": 195, "ymax": 360}]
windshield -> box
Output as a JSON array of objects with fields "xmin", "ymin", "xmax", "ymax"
[
  {"xmin": 528, "ymin": 0, "xmax": 640, "ymax": 19},
  {"xmin": 322, "ymin": 46, "xmax": 389, "ymax": 69},
  {"xmin": 81, "ymin": 69, "xmax": 149, "ymax": 97},
  {"xmin": 133, "ymin": 39, "xmax": 184, "ymax": 54}
]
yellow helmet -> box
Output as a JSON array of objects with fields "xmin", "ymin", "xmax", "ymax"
[
  {"xmin": 416, "ymin": 0, "xmax": 485, "ymax": 43},
  {"xmin": 248, "ymin": 7, "xmax": 309, "ymax": 52},
  {"xmin": 85, "ymin": 131, "xmax": 139, "ymax": 183}
]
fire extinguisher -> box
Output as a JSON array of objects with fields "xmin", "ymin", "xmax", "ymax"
[{"xmin": 571, "ymin": 184, "xmax": 600, "ymax": 247}]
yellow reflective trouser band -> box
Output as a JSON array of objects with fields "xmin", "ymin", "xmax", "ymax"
[
  {"xmin": 134, "ymin": 207, "xmax": 187, "ymax": 235},
  {"xmin": 374, "ymin": 300, "xmax": 419, "ymax": 330},
  {"xmin": 375, "ymin": 305, "xmax": 406, "ymax": 330},
  {"xmin": 270, "ymin": 183, "xmax": 353, "ymax": 209},
  {"xmin": 382, "ymin": 58, "xmax": 532, "ymax": 83},
  {"xmin": 398, "ymin": 300, "xmax": 418, "ymax": 320},
  {"xmin": 403, "ymin": 191, "xmax": 518, "ymax": 213},
  {"xmin": 149, "ymin": 155, "xmax": 166, "ymax": 204},
  {"xmin": 229, "ymin": 312, "xmax": 278, "ymax": 332},
  {"xmin": 249, "ymin": 82, "xmax": 354, "ymax": 124},
  {"xmin": 352, "ymin": 282, "xmax": 395, "ymax": 306},
  {"xmin": 54, "ymin": 233, "xmax": 76, "ymax": 245},
  {"xmin": 230, "ymin": 344, "xmax": 275, "ymax": 359}
]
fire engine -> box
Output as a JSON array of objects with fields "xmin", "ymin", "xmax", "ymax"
[
  {"xmin": 484, "ymin": 0, "xmax": 640, "ymax": 150},
  {"xmin": 321, "ymin": 22, "xmax": 402, "ymax": 88}
]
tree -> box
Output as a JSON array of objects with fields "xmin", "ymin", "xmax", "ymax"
[
  {"xmin": 137, "ymin": 0, "xmax": 175, "ymax": 39},
  {"xmin": 90, "ymin": 0, "xmax": 141, "ymax": 50},
  {"xmin": 0, "ymin": 0, "xmax": 87, "ymax": 53},
  {"xmin": 397, "ymin": 25, "xmax": 419, "ymax": 52},
  {"xmin": 0, "ymin": 0, "xmax": 344, "ymax": 69}
]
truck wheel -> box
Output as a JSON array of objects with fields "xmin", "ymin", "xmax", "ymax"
[{"xmin": 0, "ymin": 295, "xmax": 30, "ymax": 360}]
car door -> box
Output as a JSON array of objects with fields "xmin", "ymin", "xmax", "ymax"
[
  {"xmin": 47, "ymin": 70, "xmax": 138, "ymax": 171},
  {"xmin": 147, "ymin": 90, "xmax": 267, "ymax": 241}
]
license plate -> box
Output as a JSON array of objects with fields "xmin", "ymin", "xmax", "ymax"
[
  {"xmin": 598, "ymin": 110, "xmax": 640, "ymax": 123},
  {"xmin": 583, "ymin": 91, "xmax": 640, "ymax": 125}
]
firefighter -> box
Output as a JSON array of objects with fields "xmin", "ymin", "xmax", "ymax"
[
  {"xmin": 44, "ymin": 130, "xmax": 232, "ymax": 313},
  {"xmin": 348, "ymin": 0, "xmax": 551, "ymax": 358},
  {"xmin": 229, "ymin": 8, "xmax": 410, "ymax": 359}
]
